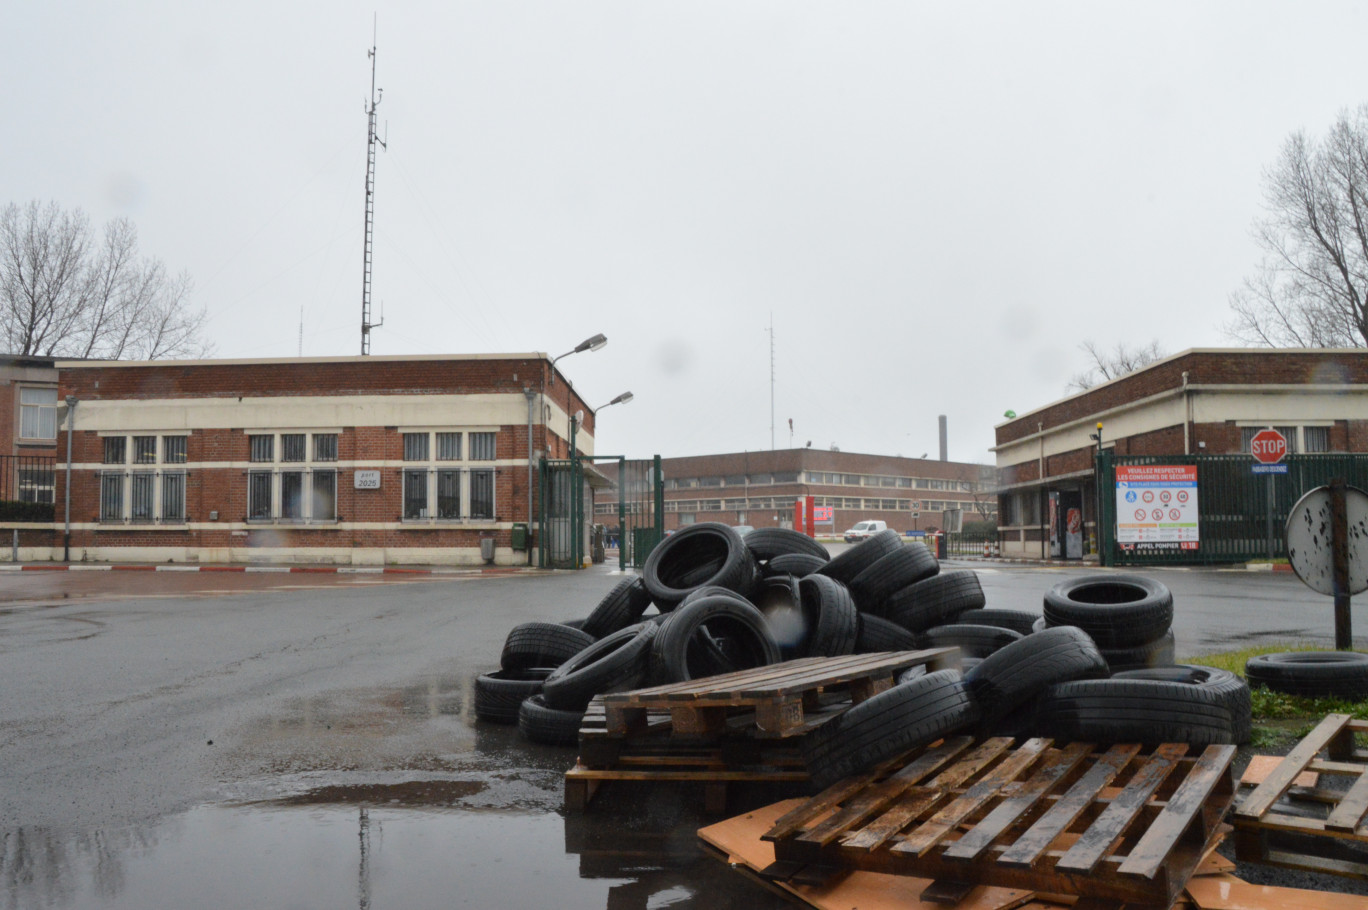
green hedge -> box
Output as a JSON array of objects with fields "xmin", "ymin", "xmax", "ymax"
[{"xmin": 0, "ymin": 500, "xmax": 55, "ymax": 522}]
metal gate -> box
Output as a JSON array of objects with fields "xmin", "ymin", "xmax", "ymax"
[
  {"xmin": 538, "ymin": 454, "xmax": 663, "ymax": 570},
  {"xmin": 1098, "ymin": 451, "xmax": 1368, "ymax": 566}
]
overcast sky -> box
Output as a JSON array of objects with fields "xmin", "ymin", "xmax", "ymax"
[{"xmin": 5, "ymin": 2, "xmax": 1365, "ymax": 463}]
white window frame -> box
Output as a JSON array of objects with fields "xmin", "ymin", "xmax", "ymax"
[
  {"xmin": 18, "ymin": 387, "xmax": 58, "ymax": 441},
  {"xmin": 97, "ymin": 433, "xmax": 190, "ymax": 524},
  {"xmin": 399, "ymin": 429, "xmax": 498, "ymax": 523},
  {"xmin": 243, "ymin": 431, "xmax": 340, "ymax": 524}
]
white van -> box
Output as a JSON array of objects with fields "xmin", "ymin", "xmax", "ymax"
[{"xmin": 842, "ymin": 520, "xmax": 888, "ymax": 543}]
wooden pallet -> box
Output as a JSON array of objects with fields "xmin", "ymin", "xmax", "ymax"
[
  {"xmin": 758, "ymin": 735, "xmax": 1236, "ymax": 908},
  {"xmin": 1233, "ymin": 713, "xmax": 1368, "ymax": 880},
  {"xmin": 599, "ymin": 648, "xmax": 959, "ymax": 739}
]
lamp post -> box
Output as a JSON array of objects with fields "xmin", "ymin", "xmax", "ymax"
[
  {"xmin": 594, "ymin": 391, "xmax": 633, "ymax": 411},
  {"xmin": 538, "ymin": 334, "xmax": 607, "ymax": 569},
  {"xmin": 63, "ymin": 397, "xmax": 78, "ymax": 563},
  {"xmin": 1089, "ymin": 422, "xmax": 1103, "ymax": 562},
  {"xmin": 549, "ymin": 333, "xmax": 607, "ymax": 385}
]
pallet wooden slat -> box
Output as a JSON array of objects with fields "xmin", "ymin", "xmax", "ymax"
[
  {"xmin": 1235, "ymin": 713, "xmax": 1351, "ymax": 820},
  {"xmin": 1324, "ymin": 768, "xmax": 1368, "ymax": 833},
  {"xmin": 1117, "ymin": 744, "xmax": 1236, "ymax": 879}
]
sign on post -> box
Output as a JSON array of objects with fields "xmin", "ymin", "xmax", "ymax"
[{"xmin": 1250, "ymin": 428, "xmax": 1288, "ymax": 464}]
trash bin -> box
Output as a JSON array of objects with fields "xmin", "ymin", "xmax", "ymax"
[
  {"xmin": 479, "ymin": 537, "xmax": 496, "ymax": 564},
  {"xmin": 511, "ymin": 523, "xmax": 528, "ymax": 551}
]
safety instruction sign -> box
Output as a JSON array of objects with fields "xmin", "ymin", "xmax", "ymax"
[{"xmin": 1115, "ymin": 465, "xmax": 1198, "ymax": 544}]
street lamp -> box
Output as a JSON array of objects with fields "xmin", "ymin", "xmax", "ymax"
[
  {"xmin": 595, "ymin": 391, "xmax": 633, "ymax": 411},
  {"xmin": 549, "ymin": 333, "xmax": 607, "ymax": 384}
]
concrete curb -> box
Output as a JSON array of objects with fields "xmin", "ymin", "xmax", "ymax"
[{"xmin": 0, "ymin": 564, "xmax": 541, "ymax": 576}]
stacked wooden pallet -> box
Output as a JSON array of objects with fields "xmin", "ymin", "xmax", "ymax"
[
  {"xmin": 564, "ymin": 649, "xmax": 960, "ymax": 812},
  {"xmin": 754, "ymin": 735, "xmax": 1236, "ymax": 908},
  {"xmin": 1234, "ymin": 713, "xmax": 1368, "ymax": 879}
]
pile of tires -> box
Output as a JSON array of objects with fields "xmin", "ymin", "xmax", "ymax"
[{"xmin": 1036, "ymin": 575, "xmax": 1176, "ymax": 671}]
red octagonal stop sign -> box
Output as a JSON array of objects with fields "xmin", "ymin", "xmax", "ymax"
[{"xmin": 1250, "ymin": 428, "xmax": 1288, "ymax": 464}]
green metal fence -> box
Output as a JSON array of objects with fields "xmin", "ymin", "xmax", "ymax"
[
  {"xmin": 538, "ymin": 454, "xmax": 663, "ymax": 571},
  {"xmin": 1098, "ymin": 451, "xmax": 1368, "ymax": 566}
]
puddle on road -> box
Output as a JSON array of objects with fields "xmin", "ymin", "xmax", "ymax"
[{"xmin": 2, "ymin": 799, "xmax": 784, "ymax": 910}]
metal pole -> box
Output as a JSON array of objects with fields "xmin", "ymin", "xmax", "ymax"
[
  {"xmin": 618, "ymin": 456, "xmax": 626, "ymax": 573},
  {"xmin": 1331, "ymin": 477, "xmax": 1353, "ymax": 650},
  {"xmin": 1265, "ymin": 473, "xmax": 1275, "ymax": 561},
  {"xmin": 569, "ymin": 415, "xmax": 579, "ymax": 569},
  {"xmin": 525, "ymin": 387, "xmax": 536, "ymax": 566},
  {"xmin": 63, "ymin": 397, "xmax": 76, "ymax": 563}
]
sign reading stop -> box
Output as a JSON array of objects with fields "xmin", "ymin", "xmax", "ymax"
[{"xmin": 1250, "ymin": 428, "xmax": 1288, "ymax": 464}]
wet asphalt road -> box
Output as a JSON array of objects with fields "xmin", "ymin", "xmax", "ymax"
[{"xmin": 0, "ymin": 557, "xmax": 1364, "ymax": 908}]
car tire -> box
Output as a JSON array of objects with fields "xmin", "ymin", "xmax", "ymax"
[
  {"xmin": 652, "ymin": 594, "xmax": 782, "ymax": 684},
  {"xmin": 744, "ymin": 528, "xmax": 830, "ymax": 563},
  {"xmin": 884, "ymin": 571, "xmax": 986, "ymax": 634},
  {"xmin": 1042, "ymin": 575, "xmax": 1173, "ymax": 648},
  {"xmin": 475, "ymin": 668, "xmax": 553, "ymax": 724},
  {"xmin": 582, "ymin": 576, "xmax": 653, "ymax": 639},
  {"xmin": 764, "ymin": 553, "xmax": 829, "ymax": 578},
  {"xmin": 855, "ymin": 613, "xmax": 921, "ymax": 653},
  {"xmin": 963, "ymin": 626, "xmax": 1110, "ymax": 730},
  {"xmin": 921, "ymin": 623, "xmax": 1024, "ymax": 659},
  {"xmin": 955, "ymin": 609, "xmax": 1043, "ymax": 636},
  {"xmin": 518, "ymin": 693, "xmax": 584, "ymax": 746},
  {"xmin": 643, "ymin": 522, "xmax": 760, "ymax": 608},
  {"xmin": 1114, "ymin": 665, "xmax": 1252, "ymax": 744},
  {"xmin": 797, "ymin": 574, "xmax": 859, "ymax": 657},
  {"xmin": 1244, "ymin": 651, "xmax": 1368, "ymax": 700},
  {"xmin": 1100, "ymin": 630, "xmax": 1176, "ymax": 673},
  {"xmin": 501, "ymin": 622, "xmax": 597, "ymax": 672},
  {"xmin": 847, "ymin": 545, "xmax": 939, "ymax": 615},
  {"xmin": 542, "ymin": 622, "xmax": 657, "ymax": 711},
  {"xmin": 816, "ymin": 529, "xmax": 904, "ymax": 585},
  {"xmin": 1038, "ymin": 678, "xmax": 1234, "ymax": 746},
  {"xmin": 802, "ymin": 670, "xmax": 980, "ymax": 790}
]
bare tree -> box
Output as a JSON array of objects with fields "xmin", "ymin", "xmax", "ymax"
[
  {"xmin": 1228, "ymin": 106, "xmax": 1368, "ymax": 348},
  {"xmin": 1066, "ymin": 339, "xmax": 1166, "ymax": 392},
  {"xmin": 0, "ymin": 200, "xmax": 211, "ymax": 360}
]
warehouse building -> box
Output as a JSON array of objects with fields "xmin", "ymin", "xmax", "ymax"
[
  {"xmin": 52, "ymin": 353, "xmax": 596, "ymax": 566},
  {"xmin": 993, "ymin": 348, "xmax": 1368, "ymax": 561}
]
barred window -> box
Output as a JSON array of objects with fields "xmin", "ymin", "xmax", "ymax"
[
  {"xmin": 469, "ymin": 432, "xmax": 496, "ymax": 461},
  {"xmin": 250, "ymin": 435, "xmax": 273, "ymax": 463},
  {"xmin": 313, "ymin": 434, "xmax": 337, "ymax": 462},
  {"xmin": 281, "ymin": 434, "xmax": 306, "ymax": 463},
  {"xmin": 280, "ymin": 471, "xmax": 304, "ymax": 519},
  {"xmin": 133, "ymin": 436, "xmax": 157, "ymax": 464},
  {"xmin": 130, "ymin": 473, "xmax": 155, "ymax": 522},
  {"xmin": 469, "ymin": 469, "xmax": 495, "ymax": 519},
  {"xmin": 162, "ymin": 473, "xmax": 186, "ymax": 523},
  {"xmin": 104, "ymin": 437, "xmax": 126, "ymax": 465},
  {"xmin": 403, "ymin": 470, "xmax": 428, "ymax": 519},
  {"xmin": 437, "ymin": 432, "xmax": 462, "ymax": 460},
  {"xmin": 311, "ymin": 471, "xmax": 337, "ymax": 521},
  {"xmin": 100, "ymin": 474, "xmax": 123, "ymax": 521},
  {"xmin": 164, "ymin": 436, "xmax": 187, "ymax": 464},
  {"xmin": 1304, "ymin": 426, "xmax": 1331, "ymax": 453},
  {"xmin": 404, "ymin": 433, "xmax": 429, "ymax": 461},
  {"xmin": 248, "ymin": 472, "xmax": 273, "ymax": 520},
  {"xmin": 437, "ymin": 469, "xmax": 461, "ymax": 518}
]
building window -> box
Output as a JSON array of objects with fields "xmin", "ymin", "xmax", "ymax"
[
  {"xmin": 19, "ymin": 388, "xmax": 58, "ymax": 440},
  {"xmin": 314, "ymin": 434, "xmax": 337, "ymax": 462},
  {"xmin": 18, "ymin": 467, "xmax": 55, "ymax": 504},
  {"xmin": 437, "ymin": 433, "xmax": 462, "ymax": 460},
  {"xmin": 1304, "ymin": 426, "xmax": 1331, "ymax": 453},
  {"xmin": 98, "ymin": 434, "xmax": 189, "ymax": 523},
  {"xmin": 104, "ymin": 437, "xmax": 126, "ymax": 465},
  {"xmin": 678, "ymin": 513, "xmax": 696, "ymax": 525},
  {"xmin": 403, "ymin": 433, "xmax": 429, "ymax": 461},
  {"xmin": 164, "ymin": 436, "xmax": 187, "ymax": 464},
  {"xmin": 250, "ymin": 435, "xmax": 273, "ymax": 462},
  {"xmin": 281, "ymin": 434, "xmax": 306, "ymax": 462},
  {"xmin": 400, "ymin": 430, "xmax": 499, "ymax": 522},
  {"xmin": 244, "ymin": 431, "xmax": 339, "ymax": 523},
  {"xmin": 133, "ymin": 436, "xmax": 157, "ymax": 464}
]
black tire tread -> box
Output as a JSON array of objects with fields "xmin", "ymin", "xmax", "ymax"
[
  {"xmin": 501, "ymin": 622, "xmax": 596, "ymax": 671},
  {"xmin": 884, "ymin": 572, "xmax": 985, "ymax": 633}
]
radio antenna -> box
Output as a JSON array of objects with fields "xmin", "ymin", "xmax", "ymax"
[{"xmin": 360, "ymin": 16, "xmax": 387, "ymax": 355}]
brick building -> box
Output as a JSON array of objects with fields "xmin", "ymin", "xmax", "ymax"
[
  {"xmin": 52, "ymin": 353, "xmax": 595, "ymax": 566},
  {"xmin": 993, "ymin": 348, "xmax": 1368, "ymax": 559},
  {"xmin": 596, "ymin": 449, "xmax": 996, "ymax": 535},
  {"xmin": 0, "ymin": 354, "xmax": 58, "ymax": 502}
]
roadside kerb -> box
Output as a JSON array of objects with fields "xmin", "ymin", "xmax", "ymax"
[{"xmin": 0, "ymin": 564, "xmax": 543, "ymax": 576}]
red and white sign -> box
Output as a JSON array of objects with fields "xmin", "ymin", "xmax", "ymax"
[
  {"xmin": 1116, "ymin": 464, "xmax": 1199, "ymax": 544},
  {"xmin": 1250, "ymin": 428, "xmax": 1288, "ymax": 465}
]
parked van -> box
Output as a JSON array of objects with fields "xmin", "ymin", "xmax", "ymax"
[{"xmin": 842, "ymin": 520, "xmax": 888, "ymax": 543}]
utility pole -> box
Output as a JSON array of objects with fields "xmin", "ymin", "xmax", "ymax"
[
  {"xmin": 767, "ymin": 313, "xmax": 775, "ymax": 450},
  {"xmin": 360, "ymin": 18, "xmax": 387, "ymax": 355}
]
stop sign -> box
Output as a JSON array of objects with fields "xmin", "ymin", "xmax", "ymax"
[{"xmin": 1250, "ymin": 428, "xmax": 1288, "ymax": 464}]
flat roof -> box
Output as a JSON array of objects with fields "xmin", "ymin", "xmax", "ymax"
[{"xmin": 56, "ymin": 352, "xmax": 550, "ymax": 369}]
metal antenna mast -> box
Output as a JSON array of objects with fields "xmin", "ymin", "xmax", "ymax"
[{"xmin": 360, "ymin": 19, "xmax": 387, "ymax": 355}]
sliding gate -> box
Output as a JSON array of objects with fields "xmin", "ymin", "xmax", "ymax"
[{"xmin": 539, "ymin": 455, "xmax": 663, "ymax": 571}]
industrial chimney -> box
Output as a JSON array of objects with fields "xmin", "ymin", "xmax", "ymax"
[{"xmin": 938, "ymin": 415, "xmax": 948, "ymax": 462}]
